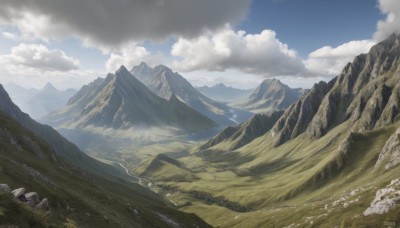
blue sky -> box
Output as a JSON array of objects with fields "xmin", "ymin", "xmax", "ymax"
[{"xmin": 0, "ymin": 0, "xmax": 398, "ymax": 90}]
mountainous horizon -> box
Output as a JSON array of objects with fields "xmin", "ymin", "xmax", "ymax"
[
  {"xmin": 1, "ymin": 0, "xmax": 400, "ymax": 226},
  {"xmin": 131, "ymin": 62, "xmax": 253, "ymax": 126},
  {"xmin": 196, "ymin": 83, "xmax": 253, "ymax": 102}
]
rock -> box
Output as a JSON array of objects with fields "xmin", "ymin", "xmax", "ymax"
[
  {"xmin": 34, "ymin": 198, "xmax": 49, "ymax": 210},
  {"xmin": 375, "ymin": 128, "xmax": 400, "ymax": 170},
  {"xmin": 11, "ymin": 187, "xmax": 26, "ymax": 199},
  {"xmin": 364, "ymin": 180, "xmax": 400, "ymax": 216},
  {"xmin": 0, "ymin": 184, "xmax": 11, "ymax": 192},
  {"xmin": 25, "ymin": 192, "xmax": 40, "ymax": 204}
]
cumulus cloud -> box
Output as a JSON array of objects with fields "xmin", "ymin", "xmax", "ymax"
[
  {"xmin": 374, "ymin": 0, "xmax": 400, "ymax": 41},
  {"xmin": 303, "ymin": 40, "xmax": 376, "ymax": 76},
  {"xmin": 171, "ymin": 27, "xmax": 306, "ymax": 77},
  {"xmin": 106, "ymin": 43, "xmax": 165, "ymax": 72},
  {"xmin": 0, "ymin": 43, "xmax": 80, "ymax": 73},
  {"xmin": 0, "ymin": 0, "xmax": 251, "ymax": 51}
]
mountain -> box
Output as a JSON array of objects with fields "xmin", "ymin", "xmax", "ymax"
[
  {"xmin": 131, "ymin": 63, "xmax": 253, "ymax": 126},
  {"xmin": 0, "ymin": 84, "xmax": 210, "ymax": 227},
  {"xmin": 132, "ymin": 34, "xmax": 400, "ymax": 227},
  {"xmin": 199, "ymin": 110, "xmax": 284, "ymax": 152},
  {"xmin": 46, "ymin": 66, "xmax": 216, "ymax": 133},
  {"xmin": 237, "ymin": 79, "xmax": 305, "ymax": 113},
  {"xmin": 196, "ymin": 83, "xmax": 252, "ymax": 102},
  {"xmin": 5, "ymin": 82, "xmax": 76, "ymax": 119}
]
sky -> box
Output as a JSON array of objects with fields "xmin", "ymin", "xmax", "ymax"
[{"xmin": 0, "ymin": 0, "xmax": 399, "ymax": 90}]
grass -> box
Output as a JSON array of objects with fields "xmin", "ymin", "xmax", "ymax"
[{"xmin": 133, "ymin": 118, "xmax": 400, "ymax": 227}]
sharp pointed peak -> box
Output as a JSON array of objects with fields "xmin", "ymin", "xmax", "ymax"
[
  {"xmin": 43, "ymin": 82, "xmax": 57, "ymax": 91},
  {"xmin": 116, "ymin": 65, "xmax": 129, "ymax": 74}
]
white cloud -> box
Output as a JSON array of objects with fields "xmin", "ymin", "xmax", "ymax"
[
  {"xmin": 374, "ymin": 0, "xmax": 400, "ymax": 41},
  {"xmin": 106, "ymin": 43, "xmax": 165, "ymax": 72},
  {"xmin": 0, "ymin": 0, "xmax": 251, "ymax": 51},
  {"xmin": 0, "ymin": 43, "xmax": 80, "ymax": 73},
  {"xmin": 171, "ymin": 26, "xmax": 306, "ymax": 77},
  {"xmin": 2, "ymin": 31, "xmax": 18, "ymax": 40},
  {"xmin": 303, "ymin": 40, "xmax": 376, "ymax": 76}
]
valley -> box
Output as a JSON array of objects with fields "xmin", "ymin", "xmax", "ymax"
[{"xmin": 1, "ymin": 2, "xmax": 400, "ymax": 226}]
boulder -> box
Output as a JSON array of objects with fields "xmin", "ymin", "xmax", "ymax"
[
  {"xmin": 11, "ymin": 188, "xmax": 26, "ymax": 199},
  {"xmin": 34, "ymin": 198, "xmax": 49, "ymax": 210},
  {"xmin": 364, "ymin": 181, "xmax": 400, "ymax": 216},
  {"xmin": 25, "ymin": 192, "xmax": 40, "ymax": 204},
  {"xmin": 0, "ymin": 184, "xmax": 11, "ymax": 192}
]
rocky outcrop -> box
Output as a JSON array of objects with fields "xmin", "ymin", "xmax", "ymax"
[
  {"xmin": 5, "ymin": 185, "xmax": 49, "ymax": 211},
  {"xmin": 375, "ymin": 128, "xmax": 400, "ymax": 170},
  {"xmin": 364, "ymin": 178, "xmax": 400, "ymax": 216}
]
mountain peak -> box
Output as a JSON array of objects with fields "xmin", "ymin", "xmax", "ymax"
[
  {"xmin": 42, "ymin": 82, "xmax": 57, "ymax": 92},
  {"xmin": 115, "ymin": 65, "xmax": 129, "ymax": 75}
]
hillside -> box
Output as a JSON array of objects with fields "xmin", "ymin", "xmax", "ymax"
[
  {"xmin": 131, "ymin": 63, "xmax": 253, "ymax": 126},
  {"xmin": 0, "ymin": 89, "xmax": 210, "ymax": 227}
]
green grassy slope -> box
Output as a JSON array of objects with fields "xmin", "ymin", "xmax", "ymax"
[{"xmin": 0, "ymin": 110, "xmax": 210, "ymax": 227}]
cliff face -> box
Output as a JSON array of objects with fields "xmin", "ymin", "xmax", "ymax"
[{"xmin": 271, "ymin": 33, "xmax": 400, "ymax": 146}]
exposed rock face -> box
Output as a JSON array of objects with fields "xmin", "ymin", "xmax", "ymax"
[
  {"xmin": 271, "ymin": 80, "xmax": 335, "ymax": 146},
  {"xmin": 375, "ymin": 128, "xmax": 400, "ymax": 170},
  {"xmin": 306, "ymin": 33, "xmax": 400, "ymax": 139},
  {"xmin": 25, "ymin": 192, "xmax": 40, "ymax": 204},
  {"xmin": 34, "ymin": 198, "xmax": 49, "ymax": 210},
  {"xmin": 131, "ymin": 63, "xmax": 252, "ymax": 126},
  {"xmin": 201, "ymin": 111, "xmax": 284, "ymax": 151},
  {"xmin": 46, "ymin": 66, "xmax": 217, "ymax": 133},
  {"xmin": 269, "ymin": 33, "xmax": 400, "ymax": 147},
  {"xmin": 364, "ymin": 178, "xmax": 400, "ymax": 216},
  {"xmin": 239, "ymin": 79, "xmax": 304, "ymax": 113}
]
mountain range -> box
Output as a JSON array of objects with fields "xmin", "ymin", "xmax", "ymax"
[
  {"xmin": 196, "ymin": 83, "xmax": 253, "ymax": 102},
  {"xmin": 46, "ymin": 66, "xmax": 216, "ymax": 133},
  {"xmin": 131, "ymin": 33, "xmax": 400, "ymax": 227},
  {"xmin": 131, "ymin": 63, "xmax": 253, "ymax": 126},
  {"xmin": 4, "ymin": 82, "xmax": 76, "ymax": 119}
]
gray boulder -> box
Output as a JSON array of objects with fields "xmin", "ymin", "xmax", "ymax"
[
  {"xmin": 364, "ymin": 178, "xmax": 400, "ymax": 216},
  {"xmin": 34, "ymin": 198, "xmax": 49, "ymax": 210},
  {"xmin": 11, "ymin": 187, "xmax": 26, "ymax": 198},
  {"xmin": 25, "ymin": 192, "xmax": 40, "ymax": 204}
]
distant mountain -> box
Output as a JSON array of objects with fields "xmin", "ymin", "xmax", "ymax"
[
  {"xmin": 237, "ymin": 79, "xmax": 305, "ymax": 113},
  {"xmin": 46, "ymin": 66, "xmax": 216, "ymax": 133},
  {"xmin": 5, "ymin": 82, "xmax": 76, "ymax": 119},
  {"xmin": 0, "ymin": 84, "xmax": 210, "ymax": 227},
  {"xmin": 196, "ymin": 83, "xmax": 252, "ymax": 102},
  {"xmin": 131, "ymin": 63, "xmax": 253, "ymax": 126}
]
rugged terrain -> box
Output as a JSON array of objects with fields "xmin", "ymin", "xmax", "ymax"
[{"xmin": 130, "ymin": 33, "xmax": 400, "ymax": 227}]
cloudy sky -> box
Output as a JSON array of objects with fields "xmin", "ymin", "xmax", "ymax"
[{"xmin": 0, "ymin": 0, "xmax": 399, "ymax": 90}]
